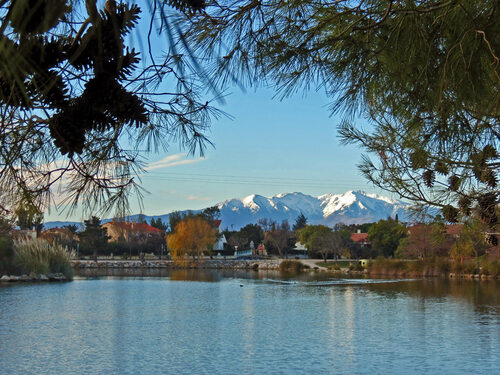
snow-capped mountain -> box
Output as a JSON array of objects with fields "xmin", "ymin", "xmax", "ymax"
[
  {"xmin": 44, "ymin": 191, "xmax": 410, "ymax": 230},
  {"xmin": 216, "ymin": 191, "xmax": 409, "ymax": 229}
]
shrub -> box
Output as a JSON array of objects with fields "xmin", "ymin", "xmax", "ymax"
[
  {"xmin": 368, "ymin": 257, "xmax": 407, "ymax": 275},
  {"xmin": 367, "ymin": 257, "xmax": 451, "ymax": 277},
  {"xmin": 433, "ymin": 257, "xmax": 451, "ymax": 275},
  {"xmin": 14, "ymin": 239, "xmax": 74, "ymax": 279},
  {"xmin": 0, "ymin": 236, "xmax": 14, "ymax": 274},
  {"xmin": 481, "ymin": 259, "xmax": 500, "ymax": 277},
  {"xmin": 279, "ymin": 260, "xmax": 305, "ymax": 273},
  {"xmin": 349, "ymin": 263, "xmax": 365, "ymax": 272},
  {"xmin": 451, "ymin": 260, "xmax": 479, "ymax": 275}
]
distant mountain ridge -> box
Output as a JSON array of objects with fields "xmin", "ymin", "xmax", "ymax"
[{"xmin": 44, "ymin": 190, "xmax": 410, "ymax": 230}]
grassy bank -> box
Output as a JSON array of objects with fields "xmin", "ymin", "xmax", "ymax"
[
  {"xmin": 367, "ymin": 257, "xmax": 500, "ymax": 278},
  {"xmin": 314, "ymin": 261, "xmax": 365, "ymax": 271},
  {"xmin": 13, "ymin": 239, "xmax": 74, "ymax": 280},
  {"xmin": 315, "ymin": 261, "xmax": 351, "ymax": 270}
]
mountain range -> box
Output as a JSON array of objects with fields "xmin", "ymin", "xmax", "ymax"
[{"xmin": 44, "ymin": 190, "xmax": 410, "ymax": 230}]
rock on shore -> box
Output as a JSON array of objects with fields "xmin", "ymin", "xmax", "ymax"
[
  {"xmin": 71, "ymin": 259, "xmax": 282, "ymax": 270},
  {"xmin": 0, "ymin": 273, "xmax": 68, "ymax": 282}
]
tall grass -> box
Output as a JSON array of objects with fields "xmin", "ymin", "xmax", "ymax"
[
  {"xmin": 0, "ymin": 237, "xmax": 14, "ymax": 274},
  {"xmin": 14, "ymin": 239, "xmax": 74, "ymax": 279},
  {"xmin": 367, "ymin": 257, "xmax": 500, "ymax": 278},
  {"xmin": 279, "ymin": 260, "xmax": 308, "ymax": 272},
  {"xmin": 368, "ymin": 257, "xmax": 451, "ymax": 277},
  {"xmin": 480, "ymin": 258, "xmax": 500, "ymax": 277}
]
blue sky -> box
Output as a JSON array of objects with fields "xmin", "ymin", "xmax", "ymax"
[
  {"xmin": 47, "ymin": 86, "xmax": 384, "ymax": 222},
  {"xmin": 45, "ymin": 3, "xmax": 388, "ymax": 222},
  {"xmin": 121, "ymin": 87, "xmax": 381, "ymax": 216}
]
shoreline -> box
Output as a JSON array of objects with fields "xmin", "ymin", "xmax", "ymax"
[
  {"xmin": 2, "ymin": 259, "xmax": 499, "ymax": 282},
  {"xmin": 72, "ymin": 259, "xmax": 500, "ymax": 280},
  {"xmin": 71, "ymin": 259, "xmax": 282, "ymax": 270},
  {"xmin": 0, "ymin": 272, "xmax": 68, "ymax": 283}
]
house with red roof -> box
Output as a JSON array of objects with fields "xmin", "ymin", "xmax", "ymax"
[
  {"xmin": 350, "ymin": 230, "xmax": 370, "ymax": 247},
  {"xmin": 40, "ymin": 227, "xmax": 78, "ymax": 245},
  {"xmin": 102, "ymin": 220, "xmax": 164, "ymax": 243}
]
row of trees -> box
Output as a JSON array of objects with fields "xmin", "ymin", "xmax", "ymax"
[
  {"xmin": 222, "ymin": 214, "xmax": 372, "ymax": 260},
  {"xmin": 177, "ymin": 0, "xmax": 499, "ymax": 242},
  {"xmin": 0, "ymin": 0, "xmax": 497, "ymax": 251},
  {"xmin": 2, "ymin": 204, "xmax": 493, "ymax": 264},
  {"xmin": 220, "ymin": 211, "xmax": 495, "ymax": 263}
]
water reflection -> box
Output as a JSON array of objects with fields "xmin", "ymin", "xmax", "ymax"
[
  {"xmin": 74, "ymin": 268, "xmax": 500, "ymax": 310},
  {"xmin": 0, "ymin": 273, "xmax": 499, "ymax": 374},
  {"xmin": 364, "ymin": 278, "xmax": 500, "ymax": 314}
]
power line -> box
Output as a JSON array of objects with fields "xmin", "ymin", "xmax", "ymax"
[
  {"xmin": 143, "ymin": 173, "xmax": 366, "ymax": 187},
  {"xmin": 144, "ymin": 171, "xmax": 355, "ymax": 183},
  {"xmin": 140, "ymin": 171, "xmax": 367, "ymax": 189}
]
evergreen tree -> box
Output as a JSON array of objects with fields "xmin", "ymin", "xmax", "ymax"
[
  {"xmin": 0, "ymin": 0, "xmax": 218, "ymax": 216},
  {"xmin": 16, "ymin": 206, "xmax": 43, "ymax": 232},
  {"xmin": 150, "ymin": 218, "xmax": 167, "ymax": 232},
  {"xmin": 177, "ymin": 0, "xmax": 499, "ymax": 241},
  {"xmin": 199, "ymin": 206, "xmax": 221, "ymax": 223},
  {"xmin": 293, "ymin": 213, "xmax": 307, "ymax": 231},
  {"xmin": 239, "ymin": 223, "xmax": 264, "ymax": 248},
  {"xmin": 78, "ymin": 216, "xmax": 109, "ymax": 260}
]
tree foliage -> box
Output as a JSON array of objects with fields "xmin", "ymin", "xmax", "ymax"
[
  {"xmin": 167, "ymin": 216, "xmax": 216, "ymax": 261},
  {"xmin": 313, "ymin": 231, "xmax": 346, "ymax": 262},
  {"xmin": 199, "ymin": 206, "xmax": 221, "ymax": 222},
  {"xmin": 450, "ymin": 218, "xmax": 489, "ymax": 260},
  {"xmin": 298, "ymin": 223, "xmax": 353, "ymax": 259},
  {"xmin": 150, "ymin": 218, "xmax": 168, "ymax": 232},
  {"xmin": 396, "ymin": 223, "xmax": 446, "ymax": 259},
  {"xmin": 16, "ymin": 206, "xmax": 43, "ymax": 231},
  {"xmin": 292, "ymin": 213, "xmax": 307, "ymax": 231},
  {"xmin": 177, "ymin": 0, "xmax": 499, "ymax": 236},
  {"xmin": 264, "ymin": 220, "xmax": 291, "ymax": 257},
  {"xmin": 78, "ymin": 216, "xmax": 108, "ymax": 259},
  {"xmin": 367, "ymin": 218, "xmax": 407, "ymax": 257},
  {"xmin": 0, "ymin": 215, "xmax": 14, "ymax": 272},
  {"xmin": 297, "ymin": 225, "xmax": 332, "ymax": 254},
  {"xmin": 0, "ymin": 0, "xmax": 221, "ymax": 218},
  {"xmin": 239, "ymin": 223, "xmax": 264, "ymax": 249}
]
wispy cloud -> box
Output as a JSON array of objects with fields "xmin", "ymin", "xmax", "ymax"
[
  {"xmin": 186, "ymin": 194, "xmax": 212, "ymax": 201},
  {"xmin": 145, "ymin": 153, "xmax": 205, "ymax": 171}
]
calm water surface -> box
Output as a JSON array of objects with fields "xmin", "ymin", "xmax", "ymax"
[{"xmin": 0, "ymin": 270, "xmax": 499, "ymax": 374}]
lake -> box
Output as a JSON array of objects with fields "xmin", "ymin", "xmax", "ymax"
[{"xmin": 0, "ymin": 270, "xmax": 499, "ymax": 374}]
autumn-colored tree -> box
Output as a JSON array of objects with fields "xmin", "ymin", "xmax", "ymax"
[
  {"xmin": 396, "ymin": 223, "xmax": 446, "ymax": 259},
  {"xmin": 167, "ymin": 217, "xmax": 216, "ymax": 262}
]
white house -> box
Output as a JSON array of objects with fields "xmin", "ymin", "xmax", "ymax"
[{"xmin": 213, "ymin": 220, "xmax": 227, "ymax": 251}]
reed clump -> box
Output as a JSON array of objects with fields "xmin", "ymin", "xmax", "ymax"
[
  {"xmin": 479, "ymin": 258, "xmax": 500, "ymax": 277},
  {"xmin": 368, "ymin": 257, "xmax": 451, "ymax": 277},
  {"xmin": 14, "ymin": 239, "xmax": 74, "ymax": 279},
  {"xmin": 279, "ymin": 260, "xmax": 307, "ymax": 273}
]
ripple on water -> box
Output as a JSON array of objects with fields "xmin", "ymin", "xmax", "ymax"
[{"xmin": 0, "ymin": 277, "xmax": 498, "ymax": 374}]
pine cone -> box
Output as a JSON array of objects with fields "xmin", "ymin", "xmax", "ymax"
[
  {"xmin": 422, "ymin": 170, "xmax": 435, "ymax": 188},
  {"xmin": 448, "ymin": 175, "xmax": 460, "ymax": 191},
  {"xmin": 442, "ymin": 205, "xmax": 458, "ymax": 223}
]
